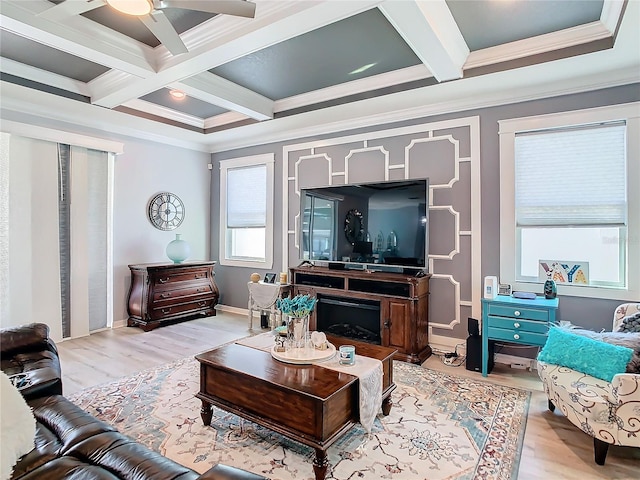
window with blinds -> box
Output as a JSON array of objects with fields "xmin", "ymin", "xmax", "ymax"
[
  {"xmin": 219, "ymin": 154, "xmax": 274, "ymax": 268},
  {"xmin": 226, "ymin": 164, "xmax": 267, "ymax": 261},
  {"xmin": 514, "ymin": 122, "xmax": 627, "ymax": 287}
]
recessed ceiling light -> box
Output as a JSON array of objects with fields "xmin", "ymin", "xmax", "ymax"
[
  {"xmin": 169, "ymin": 89, "xmax": 186, "ymax": 100},
  {"xmin": 107, "ymin": 0, "xmax": 152, "ymax": 16},
  {"xmin": 349, "ymin": 63, "xmax": 377, "ymax": 75}
]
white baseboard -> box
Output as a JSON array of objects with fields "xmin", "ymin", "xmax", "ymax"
[
  {"xmin": 215, "ymin": 304, "xmax": 249, "ymax": 316},
  {"xmin": 112, "ymin": 319, "xmax": 127, "ymax": 329}
]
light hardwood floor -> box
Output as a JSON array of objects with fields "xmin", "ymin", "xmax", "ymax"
[{"xmin": 57, "ymin": 312, "xmax": 639, "ymax": 480}]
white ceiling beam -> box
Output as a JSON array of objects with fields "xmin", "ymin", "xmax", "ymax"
[
  {"xmin": 379, "ymin": 0, "xmax": 469, "ymax": 82},
  {"xmin": 1, "ymin": 0, "xmax": 156, "ymax": 77},
  {"xmin": 600, "ymin": 0, "xmax": 626, "ymax": 33},
  {"xmin": 174, "ymin": 72, "xmax": 274, "ymax": 121},
  {"xmin": 88, "ymin": 0, "xmax": 384, "ymax": 108}
]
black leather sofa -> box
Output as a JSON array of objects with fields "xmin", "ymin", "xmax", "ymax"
[
  {"xmin": 1, "ymin": 323, "xmax": 63, "ymax": 400},
  {"xmin": 1, "ymin": 323, "xmax": 268, "ymax": 480}
]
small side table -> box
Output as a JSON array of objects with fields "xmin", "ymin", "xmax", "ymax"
[
  {"xmin": 247, "ymin": 282, "xmax": 291, "ymax": 329},
  {"xmin": 481, "ymin": 295, "xmax": 559, "ymax": 377}
]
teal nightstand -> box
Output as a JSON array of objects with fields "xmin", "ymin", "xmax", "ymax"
[{"xmin": 481, "ymin": 296, "xmax": 559, "ymax": 376}]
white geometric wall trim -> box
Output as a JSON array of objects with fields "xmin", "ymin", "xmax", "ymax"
[
  {"xmin": 344, "ymin": 146, "xmax": 389, "ymax": 183},
  {"xmin": 428, "ymin": 205, "xmax": 460, "ymax": 260},
  {"xmin": 293, "ymin": 213, "xmax": 300, "ymax": 249},
  {"xmin": 406, "ymin": 135, "xmax": 460, "ymax": 189},
  {"xmin": 428, "ymin": 273, "xmax": 461, "ymax": 330},
  {"xmin": 282, "ymin": 116, "xmax": 481, "ymax": 336},
  {"xmin": 295, "ymin": 153, "xmax": 331, "ymax": 194}
]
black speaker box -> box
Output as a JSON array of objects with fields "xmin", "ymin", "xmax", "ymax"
[
  {"xmin": 328, "ymin": 262, "xmax": 345, "ymax": 270},
  {"xmin": 468, "ymin": 317, "xmax": 480, "ymax": 337},
  {"xmin": 465, "ymin": 335, "xmax": 494, "ymax": 373}
]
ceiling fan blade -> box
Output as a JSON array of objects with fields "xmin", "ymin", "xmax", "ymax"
[
  {"xmin": 159, "ymin": 0, "xmax": 256, "ymax": 18},
  {"xmin": 37, "ymin": 0, "xmax": 107, "ymax": 21},
  {"xmin": 140, "ymin": 10, "xmax": 188, "ymax": 55}
]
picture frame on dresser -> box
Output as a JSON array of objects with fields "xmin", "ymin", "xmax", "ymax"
[{"xmin": 263, "ymin": 273, "xmax": 277, "ymax": 284}]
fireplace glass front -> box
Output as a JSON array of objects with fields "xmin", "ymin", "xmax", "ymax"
[{"xmin": 316, "ymin": 294, "xmax": 381, "ymax": 344}]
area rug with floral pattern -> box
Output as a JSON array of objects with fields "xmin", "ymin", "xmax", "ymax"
[{"xmin": 69, "ymin": 356, "xmax": 530, "ymax": 480}]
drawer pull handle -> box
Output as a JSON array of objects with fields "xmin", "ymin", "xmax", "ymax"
[
  {"xmin": 160, "ymin": 293, "xmax": 171, "ymax": 299},
  {"xmin": 513, "ymin": 333, "xmax": 520, "ymax": 340},
  {"xmin": 513, "ymin": 322, "xmax": 520, "ymax": 328},
  {"xmin": 197, "ymin": 287, "xmax": 205, "ymax": 292},
  {"xmin": 195, "ymin": 274, "xmax": 205, "ymax": 279},
  {"xmin": 198, "ymin": 301, "xmax": 207, "ymax": 307},
  {"xmin": 514, "ymin": 310, "xmax": 521, "ymax": 317},
  {"xmin": 158, "ymin": 277, "xmax": 170, "ymax": 284},
  {"xmin": 161, "ymin": 308, "xmax": 172, "ymax": 314}
]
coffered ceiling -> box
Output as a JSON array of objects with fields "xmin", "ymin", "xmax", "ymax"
[{"xmin": 1, "ymin": 0, "xmax": 638, "ymax": 152}]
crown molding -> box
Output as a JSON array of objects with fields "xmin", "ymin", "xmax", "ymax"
[
  {"xmin": 204, "ymin": 111, "xmax": 248, "ymax": 129},
  {"xmin": 0, "ymin": 119, "xmax": 124, "ymax": 154},
  {"xmin": 120, "ymin": 99, "xmax": 206, "ymax": 128},
  {"xmin": 0, "ymin": 81, "xmax": 209, "ymax": 152},
  {"xmin": 0, "ymin": 58, "xmax": 90, "ymax": 96},
  {"xmin": 465, "ymin": 21, "xmax": 613, "ymax": 70},
  {"xmin": 204, "ymin": 64, "xmax": 640, "ymax": 153},
  {"xmin": 274, "ymin": 64, "xmax": 432, "ymax": 113}
]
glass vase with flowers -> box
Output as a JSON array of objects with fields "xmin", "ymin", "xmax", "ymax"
[{"xmin": 276, "ymin": 294, "xmax": 317, "ymax": 350}]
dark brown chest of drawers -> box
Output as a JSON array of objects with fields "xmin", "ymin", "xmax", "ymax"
[{"xmin": 127, "ymin": 261, "xmax": 219, "ymax": 331}]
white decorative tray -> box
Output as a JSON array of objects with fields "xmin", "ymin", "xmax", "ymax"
[{"xmin": 270, "ymin": 343, "xmax": 336, "ymax": 365}]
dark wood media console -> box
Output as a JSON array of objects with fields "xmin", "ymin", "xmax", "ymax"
[{"xmin": 290, "ymin": 266, "xmax": 431, "ymax": 363}]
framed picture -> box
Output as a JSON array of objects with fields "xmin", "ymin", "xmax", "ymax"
[
  {"xmin": 263, "ymin": 273, "xmax": 277, "ymax": 284},
  {"xmin": 538, "ymin": 260, "xmax": 589, "ymax": 285}
]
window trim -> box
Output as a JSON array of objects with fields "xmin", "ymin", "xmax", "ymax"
[
  {"xmin": 219, "ymin": 153, "xmax": 275, "ymax": 269},
  {"xmin": 498, "ymin": 102, "xmax": 640, "ymax": 301}
]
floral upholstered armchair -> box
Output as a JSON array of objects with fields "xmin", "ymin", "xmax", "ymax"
[{"xmin": 537, "ymin": 303, "xmax": 640, "ymax": 465}]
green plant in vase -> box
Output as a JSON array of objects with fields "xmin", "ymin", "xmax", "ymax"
[{"xmin": 277, "ymin": 295, "xmax": 317, "ymax": 349}]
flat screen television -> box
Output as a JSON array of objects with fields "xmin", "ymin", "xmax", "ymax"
[{"xmin": 299, "ymin": 179, "xmax": 429, "ymax": 272}]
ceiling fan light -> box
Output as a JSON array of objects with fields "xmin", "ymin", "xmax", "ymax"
[{"xmin": 107, "ymin": 0, "xmax": 152, "ymax": 16}]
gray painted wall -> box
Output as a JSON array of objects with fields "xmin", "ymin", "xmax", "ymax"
[{"xmin": 211, "ymin": 83, "xmax": 640, "ymax": 341}]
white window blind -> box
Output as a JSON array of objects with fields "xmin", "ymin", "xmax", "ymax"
[
  {"xmin": 515, "ymin": 122, "xmax": 626, "ymax": 226},
  {"xmin": 227, "ymin": 165, "xmax": 266, "ymax": 228}
]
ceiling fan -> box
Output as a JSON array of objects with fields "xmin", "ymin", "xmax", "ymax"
[{"xmin": 37, "ymin": 0, "xmax": 256, "ymax": 55}]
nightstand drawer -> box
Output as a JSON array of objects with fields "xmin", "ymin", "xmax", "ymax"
[
  {"xmin": 487, "ymin": 316, "xmax": 549, "ymax": 334},
  {"xmin": 486, "ymin": 304, "xmax": 549, "ymax": 322},
  {"xmin": 487, "ymin": 327, "xmax": 548, "ymax": 346}
]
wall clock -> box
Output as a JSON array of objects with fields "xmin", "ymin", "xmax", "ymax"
[
  {"xmin": 148, "ymin": 192, "xmax": 185, "ymax": 231},
  {"xmin": 344, "ymin": 209, "xmax": 364, "ymax": 244}
]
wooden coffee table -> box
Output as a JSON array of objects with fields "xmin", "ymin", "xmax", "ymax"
[{"xmin": 195, "ymin": 338, "xmax": 396, "ymax": 480}]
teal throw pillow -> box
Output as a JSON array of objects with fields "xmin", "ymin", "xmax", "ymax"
[{"xmin": 538, "ymin": 326, "xmax": 633, "ymax": 382}]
